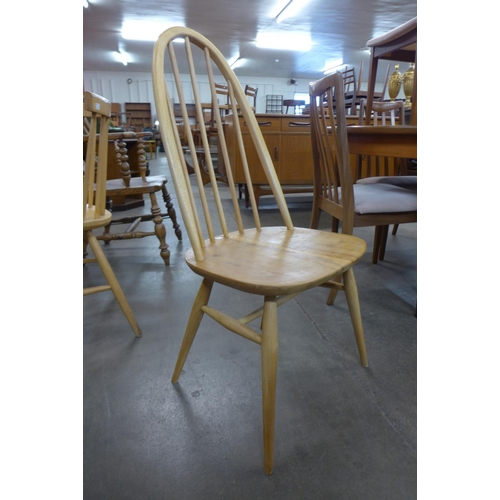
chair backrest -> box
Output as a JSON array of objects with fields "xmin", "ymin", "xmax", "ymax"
[
  {"xmin": 309, "ymin": 72, "xmax": 356, "ymax": 233},
  {"xmin": 152, "ymin": 27, "xmax": 293, "ymax": 262},
  {"xmin": 339, "ymin": 66, "xmax": 357, "ymax": 113},
  {"xmin": 83, "ymin": 91, "xmax": 111, "ymax": 223},
  {"xmin": 357, "ymin": 98, "xmax": 405, "ymax": 178},
  {"xmin": 244, "ymin": 84, "xmax": 258, "ymax": 108},
  {"xmin": 359, "ymin": 99, "xmax": 405, "ymax": 125}
]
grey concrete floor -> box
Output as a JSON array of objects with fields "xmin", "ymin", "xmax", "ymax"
[{"xmin": 83, "ymin": 154, "xmax": 417, "ymax": 499}]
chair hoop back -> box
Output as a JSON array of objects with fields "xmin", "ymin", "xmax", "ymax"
[{"xmin": 152, "ymin": 27, "xmax": 293, "ymax": 262}]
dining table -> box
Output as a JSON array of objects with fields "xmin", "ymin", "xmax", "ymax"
[{"xmin": 346, "ymin": 125, "xmax": 417, "ymax": 158}]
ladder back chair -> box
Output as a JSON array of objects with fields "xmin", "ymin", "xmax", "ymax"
[
  {"xmin": 152, "ymin": 26, "xmax": 369, "ymax": 475},
  {"xmin": 340, "ymin": 66, "xmax": 357, "ymax": 114},
  {"xmin": 309, "ymin": 72, "xmax": 417, "ymax": 305},
  {"xmin": 244, "ymin": 84, "xmax": 258, "ymax": 111},
  {"xmin": 83, "ymin": 92, "xmax": 142, "ymax": 338}
]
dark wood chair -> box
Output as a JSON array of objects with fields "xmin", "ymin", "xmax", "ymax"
[
  {"xmin": 95, "ymin": 132, "xmax": 182, "ymax": 265},
  {"xmin": 244, "ymin": 84, "xmax": 258, "ymax": 111}
]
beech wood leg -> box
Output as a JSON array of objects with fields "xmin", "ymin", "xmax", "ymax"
[
  {"xmin": 343, "ymin": 267, "xmax": 368, "ymax": 367},
  {"xmin": 148, "ymin": 192, "xmax": 170, "ymax": 266},
  {"xmin": 326, "ymin": 275, "xmax": 342, "ymax": 306},
  {"xmin": 171, "ymin": 278, "xmax": 214, "ymax": 383},
  {"xmin": 83, "ymin": 231, "xmax": 89, "ymax": 260},
  {"xmin": 261, "ymin": 296, "xmax": 279, "ymax": 475},
  {"xmin": 85, "ymin": 230, "xmax": 142, "ymax": 338}
]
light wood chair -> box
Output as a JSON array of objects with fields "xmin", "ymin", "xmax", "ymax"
[
  {"xmin": 83, "ymin": 91, "xmax": 142, "ymax": 338},
  {"xmin": 152, "ymin": 26, "xmax": 369, "ymax": 475},
  {"xmin": 309, "ymin": 72, "xmax": 417, "ymax": 303},
  {"xmin": 92, "ymin": 131, "xmax": 182, "ymax": 266}
]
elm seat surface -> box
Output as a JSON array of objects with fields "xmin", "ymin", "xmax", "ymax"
[{"xmin": 185, "ymin": 227, "xmax": 367, "ymax": 296}]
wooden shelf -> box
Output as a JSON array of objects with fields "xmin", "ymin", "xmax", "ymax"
[{"xmin": 125, "ymin": 102, "xmax": 152, "ymax": 129}]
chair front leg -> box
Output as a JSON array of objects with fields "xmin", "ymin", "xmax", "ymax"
[
  {"xmin": 171, "ymin": 278, "xmax": 214, "ymax": 383},
  {"xmin": 261, "ymin": 296, "xmax": 279, "ymax": 475},
  {"xmin": 342, "ymin": 267, "xmax": 368, "ymax": 367},
  {"xmin": 85, "ymin": 229, "xmax": 142, "ymax": 338},
  {"xmin": 161, "ymin": 185, "xmax": 182, "ymax": 241},
  {"xmin": 148, "ymin": 191, "xmax": 170, "ymax": 266}
]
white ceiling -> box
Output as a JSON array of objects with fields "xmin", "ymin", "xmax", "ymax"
[{"xmin": 83, "ymin": 0, "xmax": 417, "ymax": 82}]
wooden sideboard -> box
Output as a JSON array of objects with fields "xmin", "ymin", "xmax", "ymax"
[
  {"xmin": 224, "ymin": 113, "xmax": 313, "ymax": 203},
  {"xmin": 223, "ymin": 113, "xmax": 393, "ymax": 205}
]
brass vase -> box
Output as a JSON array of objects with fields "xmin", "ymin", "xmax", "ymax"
[
  {"xmin": 388, "ymin": 64, "xmax": 402, "ymax": 101},
  {"xmin": 403, "ymin": 63, "xmax": 415, "ymax": 109}
]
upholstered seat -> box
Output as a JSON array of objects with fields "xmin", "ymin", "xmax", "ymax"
[
  {"xmin": 356, "ymin": 176, "xmax": 417, "ymax": 189},
  {"xmin": 349, "ymin": 183, "xmax": 417, "ymax": 214}
]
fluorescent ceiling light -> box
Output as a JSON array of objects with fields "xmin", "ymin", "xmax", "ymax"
[
  {"xmin": 116, "ymin": 51, "xmax": 129, "ymax": 66},
  {"xmin": 277, "ymin": 0, "xmax": 311, "ymax": 24},
  {"xmin": 255, "ymin": 31, "xmax": 312, "ymax": 51},
  {"xmin": 323, "ymin": 59, "xmax": 344, "ymax": 75},
  {"xmin": 122, "ymin": 20, "xmax": 182, "ymax": 41}
]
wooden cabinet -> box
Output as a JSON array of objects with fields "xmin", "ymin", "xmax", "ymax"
[
  {"xmin": 125, "ymin": 102, "xmax": 152, "ymax": 129},
  {"xmin": 223, "ymin": 113, "xmax": 382, "ymax": 205},
  {"xmin": 224, "ymin": 113, "xmax": 313, "ymax": 204}
]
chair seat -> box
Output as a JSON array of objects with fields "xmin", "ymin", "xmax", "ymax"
[
  {"xmin": 83, "ymin": 208, "xmax": 112, "ymax": 231},
  {"xmin": 105, "ymin": 175, "xmax": 167, "ymax": 195},
  {"xmin": 350, "ymin": 183, "xmax": 417, "ymax": 214},
  {"xmin": 185, "ymin": 227, "xmax": 367, "ymax": 296},
  {"xmin": 356, "ymin": 175, "xmax": 417, "ymax": 190}
]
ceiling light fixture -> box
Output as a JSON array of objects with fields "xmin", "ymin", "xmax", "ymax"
[
  {"xmin": 255, "ymin": 31, "xmax": 312, "ymax": 51},
  {"xmin": 116, "ymin": 51, "xmax": 129, "ymax": 66},
  {"xmin": 276, "ymin": 0, "xmax": 311, "ymax": 24}
]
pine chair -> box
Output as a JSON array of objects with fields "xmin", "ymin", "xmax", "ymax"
[
  {"xmin": 152, "ymin": 26, "xmax": 369, "ymax": 475},
  {"xmin": 309, "ymin": 72, "xmax": 417, "ymax": 304},
  {"xmin": 83, "ymin": 91, "xmax": 142, "ymax": 338}
]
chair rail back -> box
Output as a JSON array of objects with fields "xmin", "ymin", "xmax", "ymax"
[
  {"xmin": 152, "ymin": 27, "xmax": 293, "ymax": 262},
  {"xmin": 357, "ymin": 98, "xmax": 406, "ymax": 178},
  {"xmin": 83, "ymin": 91, "xmax": 111, "ymax": 222},
  {"xmin": 309, "ymin": 72, "xmax": 355, "ymax": 233}
]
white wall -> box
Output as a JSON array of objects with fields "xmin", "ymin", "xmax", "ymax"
[{"xmin": 83, "ymin": 70, "xmax": 388, "ymax": 118}]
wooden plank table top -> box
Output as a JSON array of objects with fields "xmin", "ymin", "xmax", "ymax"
[{"xmin": 346, "ymin": 125, "xmax": 417, "ymax": 158}]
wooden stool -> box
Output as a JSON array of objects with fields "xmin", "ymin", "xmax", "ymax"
[{"xmin": 145, "ymin": 139, "xmax": 157, "ymax": 159}]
